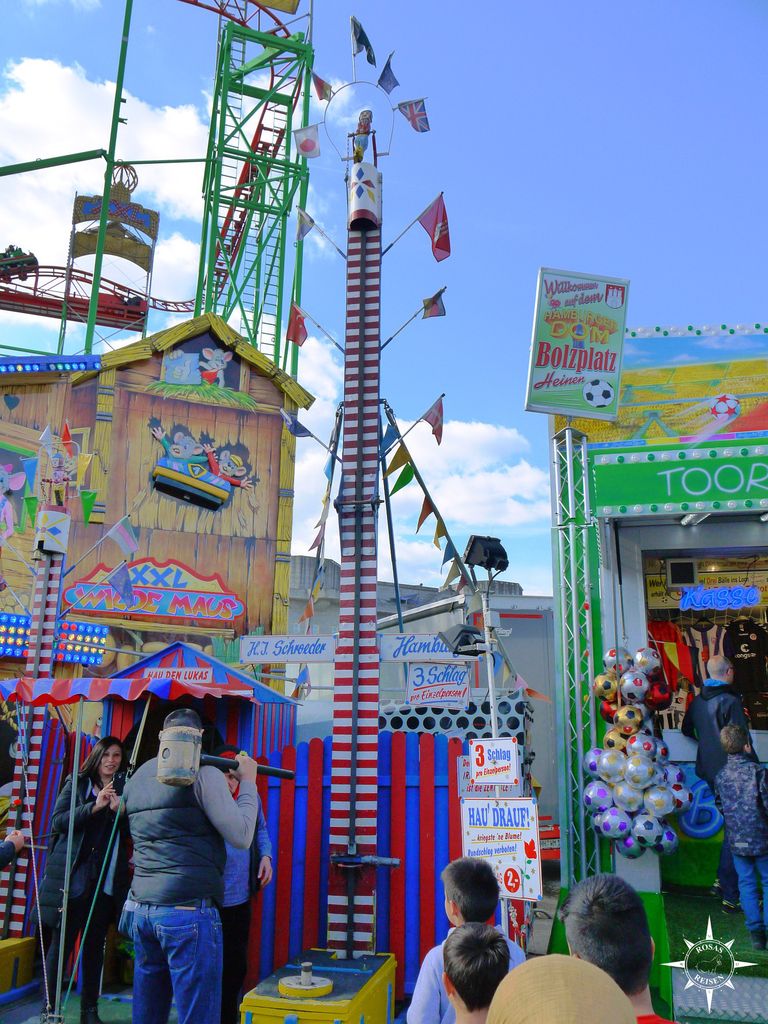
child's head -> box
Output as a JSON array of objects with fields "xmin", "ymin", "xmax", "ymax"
[
  {"xmin": 441, "ymin": 857, "xmax": 500, "ymax": 926},
  {"xmin": 558, "ymin": 874, "xmax": 652, "ymax": 997},
  {"xmin": 443, "ymin": 922, "xmax": 510, "ymax": 1018},
  {"xmin": 721, "ymin": 723, "xmax": 750, "ymax": 754}
]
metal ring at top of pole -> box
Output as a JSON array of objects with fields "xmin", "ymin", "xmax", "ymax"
[{"xmin": 321, "ymin": 80, "xmax": 396, "ymax": 164}]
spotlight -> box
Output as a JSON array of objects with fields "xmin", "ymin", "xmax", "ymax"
[
  {"xmin": 463, "ymin": 535, "xmax": 509, "ymax": 573},
  {"xmin": 438, "ymin": 623, "xmax": 484, "ymax": 657}
]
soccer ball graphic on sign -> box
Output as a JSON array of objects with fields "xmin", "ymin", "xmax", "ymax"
[
  {"xmin": 709, "ymin": 393, "xmax": 741, "ymax": 419},
  {"xmin": 583, "ymin": 378, "xmax": 615, "ymax": 408}
]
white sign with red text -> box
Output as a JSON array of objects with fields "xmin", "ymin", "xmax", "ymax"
[
  {"xmin": 469, "ymin": 738, "xmax": 520, "ymax": 786},
  {"xmin": 457, "ymin": 756, "xmax": 521, "ymax": 799},
  {"xmin": 460, "ymin": 797, "xmax": 542, "ymax": 902}
]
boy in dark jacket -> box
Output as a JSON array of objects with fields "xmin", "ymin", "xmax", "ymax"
[
  {"xmin": 681, "ymin": 655, "xmax": 756, "ymax": 911},
  {"xmin": 714, "ymin": 724, "xmax": 768, "ymax": 949}
]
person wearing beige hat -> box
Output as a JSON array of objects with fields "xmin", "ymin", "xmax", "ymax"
[{"xmin": 486, "ymin": 954, "xmax": 636, "ymax": 1024}]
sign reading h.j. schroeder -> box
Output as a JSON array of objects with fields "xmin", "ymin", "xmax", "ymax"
[
  {"xmin": 593, "ymin": 445, "xmax": 768, "ymax": 517},
  {"xmin": 240, "ymin": 635, "xmax": 336, "ymax": 663},
  {"xmin": 525, "ymin": 267, "xmax": 629, "ymax": 421}
]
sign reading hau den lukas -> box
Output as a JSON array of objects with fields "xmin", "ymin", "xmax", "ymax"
[{"xmin": 593, "ymin": 446, "xmax": 768, "ymax": 517}]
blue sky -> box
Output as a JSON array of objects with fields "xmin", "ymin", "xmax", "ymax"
[{"xmin": 2, "ymin": 0, "xmax": 768, "ymax": 595}]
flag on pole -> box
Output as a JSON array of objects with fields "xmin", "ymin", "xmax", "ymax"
[
  {"xmin": 351, "ymin": 16, "xmax": 376, "ymax": 65},
  {"xmin": 106, "ymin": 561, "xmax": 135, "ymax": 607},
  {"xmin": 377, "ymin": 52, "xmax": 399, "ymax": 94},
  {"xmin": 291, "ymin": 665, "xmax": 312, "ymax": 700},
  {"xmin": 444, "ymin": 559, "xmax": 461, "ymax": 586},
  {"xmin": 422, "ymin": 289, "xmax": 446, "ymax": 319},
  {"xmin": 309, "ymin": 522, "xmax": 325, "ymax": 550},
  {"xmin": 79, "ymin": 490, "xmax": 97, "ymax": 525},
  {"xmin": 106, "ymin": 515, "xmax": 139, "ymax": 556},
  {"xmin": 39, "ymin": 426, "xmax": 54, "ymax": 459},
  {"xmin": 296, "ymin": 208, "xmax": 315, "ymax": 242},
  {"xmin": 390, "ymin": 463, "xmax": 415, "ymax": 496},
  {"xmin": 433, "ymin": 518, "xmax": 447, "ymax": 549},
  {"xmin": 280, "ymin": 409, "xmax": 312, "ymax": 438},
  {"xmin": 293, "ymin": 124, "xmax": 321, "ymax": 158},
  {"xmin": 61, "ymin": 422, "xmax": 74, "ymax": 458},
  {"xmin": 442, "ymin": 540, "xmax": 457, "ymax": 566},
  {"xmin": 416, "ymin": 495, "xmax": 434, "ymax": 532},
  {"xmin": 76, "ymin": 453, "xmax": 93, "ymax": 486},
  {"xmin": 397, "ymin": 98, "xmax": 430, "ymax": 133},
  {"xmin": 385, "ymin": 443, "xmax": 410, "ymax": 477},
  {"xmin": 380, "ymin": 423, "xmax": 398, "ymax": 454},
  {"xmin": 312, "ymin": 72, "xmax": 333, "ymax": 102},
  {"xmin": 286, "ymin": 303, "xmax": 308, "ymax": 347},
  {"xmin": 298, "ymin": 597, "xmax": 314, "ymax": 623},
  {"xmin": 418, "ymin": 194, "xmax": 451, "ymax": 261},
  {"xmin": 420, "ymin": 396, "xmax": 444, "ymax": 445}
]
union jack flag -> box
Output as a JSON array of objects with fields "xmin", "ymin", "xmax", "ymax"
[{"xmin": 397, "ymin": 98, "xmax": 430, "ymax": 133}]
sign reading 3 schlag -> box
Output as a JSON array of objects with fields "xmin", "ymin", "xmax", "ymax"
[
  {"xmin": 460, "ymin": 797, "xmax": 542, "ymax": 901},
  {"xmin": 62, "ymin": 559, "xmax": 244, "ymax": 622},
  {"xmin": 525, "ymin": 267, "xmax": 629, "ymax": 421},
  {"xmin": 469, "ymin": 738, "xmax": 520, "ymax": 786}
]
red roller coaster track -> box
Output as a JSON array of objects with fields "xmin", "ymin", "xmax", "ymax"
[{"xmin": 0, "ymin": 266, "xmax": 194, "ymax": 331}]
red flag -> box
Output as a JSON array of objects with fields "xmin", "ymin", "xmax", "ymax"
[
  {"xmin": 421, "ymin": 396, "xmax": 444, "ymax": 445},
  {"xmin": 418, "ymin": 194, "xmax": 450, "ymax": 262},
  {"xmin": 286, "ymin": 303, "xmax": 308, "ymax": 347},
  {"xmin": 312, "ymin": 73, "xmax": 333, "ymax": 102},
  {"xmin": 416, "ymin": 495, "xmax": 434, "ymax": 532},
  {"xmin": 61, "ymin": 421, "xmax": 74, "ymax": 458}
]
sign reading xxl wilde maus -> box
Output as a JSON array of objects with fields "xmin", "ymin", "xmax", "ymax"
[{"xmin": 525, "ymin": 268, "xmax": 629, "ymax": 421}]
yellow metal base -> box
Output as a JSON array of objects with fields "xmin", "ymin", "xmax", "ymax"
[
  {"xmin": 277, "ymin": 975, "xmax": 333, "ymax": 999},
  {"xmin": 0, "ymin": 937, "xmax": 35, "ymax": 994},
  {"xmin": 240, "ymin": 949, "xmax": 396, "ymax": 1023}
]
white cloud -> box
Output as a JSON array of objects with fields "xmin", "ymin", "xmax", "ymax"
[{"xmin": 289, "ymin": 337, "xmax": 552, "ymax": 591}]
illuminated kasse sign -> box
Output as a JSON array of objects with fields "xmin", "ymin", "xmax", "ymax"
[
  {"xmin": 62, "ymin": 559, "xmax": 245, "ymax": 622},
  {"xmin": 680, "ymin": 585, "xmax": 760, "ymax": 611}
]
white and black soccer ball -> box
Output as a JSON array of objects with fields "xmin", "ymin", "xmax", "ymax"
[
  {"xmin": 632, "ymin": 813, "xmax": 664, "ymax": 847},
  {"xmin": 583, "ymin": 378, "xmax": 615, "ymax": 409}
]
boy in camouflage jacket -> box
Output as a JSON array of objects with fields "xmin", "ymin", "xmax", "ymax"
[{"xmin": 714, "ymin": 724, "xmax": 768, "ymax": 949}]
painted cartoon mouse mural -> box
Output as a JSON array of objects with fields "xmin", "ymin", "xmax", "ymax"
[
  {"xmin": 150, "ymin": 425, "xmax": 207, "ymax": 464},
  {"xmin": 199, "ymin": 347, "xmax": 233, "ymax": 387}
]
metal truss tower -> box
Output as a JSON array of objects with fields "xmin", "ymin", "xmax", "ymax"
[
  {"xmin": 552, "ymin": 425, "xmax": 599, "ymax": 886},
  {"xmin": 195, "ymin": 19, "xmax": 312, "ymax": 372}
]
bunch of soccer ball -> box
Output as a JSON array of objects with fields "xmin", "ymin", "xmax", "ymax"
[{"xmin": 582, "ymin": 645, "xmax": 692, "ymax": 859}]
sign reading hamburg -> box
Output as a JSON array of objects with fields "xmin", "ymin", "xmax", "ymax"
[{"xmin": 62, "ymin": 559, "xmax": 245, "ymax": 622}]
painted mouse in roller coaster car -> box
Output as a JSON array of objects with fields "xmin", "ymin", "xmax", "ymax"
[
  {"xmin": 353, "ymin": 109, "xmax": 373, "ymax": 163},
  {"xmin": 198, "ymin": 347, "xmax": 233, "ymax": 387},
  {"xmin": 164, "ymin": 350, "xmax": 201, "ymax": 385},
  {"xmin": 150, "ymin": 425, "xmax": 207, "ymax": 464},
  {"xmin": 202, "ymin": 444, "xmax": 254, "ymax": 490}
]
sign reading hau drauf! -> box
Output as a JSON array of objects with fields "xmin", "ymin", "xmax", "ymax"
[{"xmin": 62, "ymin": 558, "xmax": 244, "ymax": 621}]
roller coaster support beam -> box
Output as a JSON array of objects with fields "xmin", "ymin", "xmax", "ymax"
[{"xmin": 0, "ymin": 150, "xmax": 107, "ymax": 178}]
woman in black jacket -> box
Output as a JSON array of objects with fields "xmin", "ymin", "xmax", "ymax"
[{"xmin": 40, "ymin": 736, "xmax": 129, "ymax": 1024}]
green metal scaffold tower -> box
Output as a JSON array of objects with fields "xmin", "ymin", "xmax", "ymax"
[{"xmin": 195, "ymin": 19, "xmax": 313, "ymax": 375}]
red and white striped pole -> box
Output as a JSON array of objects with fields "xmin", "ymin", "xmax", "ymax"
[
  {"xmin": 327, "ymin": 154, "xmax": 383, "ymax": 957},
  {"xmin": 0, "ymin": 492, "xmax": 70, "ymax": 937}
]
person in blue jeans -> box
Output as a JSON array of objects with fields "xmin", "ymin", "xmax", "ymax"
[
  {"xmin": 122, "ymin": 709, "xmax": 260, "ymax": 1024},
  {"xmin": 714, "ymin": 724, "xmax": 768, "ymax": 950}
]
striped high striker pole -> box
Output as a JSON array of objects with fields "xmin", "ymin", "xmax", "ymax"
[
  {"xmin": 0, "ymin": 488, "xmax": 71, "ymax": 937},
  {"xmin": 327, "ymin": 152, "xmax": 383, "ymax": 957}
]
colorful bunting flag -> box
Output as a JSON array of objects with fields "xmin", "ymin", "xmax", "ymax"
[
  {"xmin": 444, "ymin": 560, "xmax": 461, "ymax": 586},
  {"xmin": 433, "ymin": 518, "xmax": 447, "ymax": 549},
  {"xmin": 385, "ymin": 443, "xmax": 410, "ymax": 477},
  {"xmin": 280, "ymin": 409, "xmax": 312, "ymax": 438},
  {"xmin": 323, "ymin": 454, "xmax": 334, "ymax": 481},
  {"xmin": 23, "ymin": 495, "xmax": 38, "ymax": 525},
  {"xmin": 311, "ymin": 565, "xmax": 325, "ymax": 600},
  {"xmin": 442, "ymin": 540, "xmax": 457, "ymax": 566},
  {"xmin": 291, "ymin": 665, "xmax": 312, "ymax": 700},
  {"xmin": 76, "ymin": 453, "xmax": 93, "ymax": 486},
  {"xmin": 79, "ymin": 489, "xmax": 97, "ymax": 525},
  {"xmin": 422, "ymin": 288, "xmax": 446, "ymax": 319},
  {"xmin": 390, "ymin": 463, "xmax": 415, "ymax": 496},
  {"xmin": 61, "ymin": 421, "xmax": 74, "ymax": 458},
  {"xmin": 397, "ymin": 98, "xmax": 430, "ymax": 133},
  {"xmin": 298, "ymin": 597, "xmax": 314, "ymax": 623},
  {"xmin": 416, "ymin": 495, "xmax": 434, "ymax": 532},
  {"xmin": 39, "ymin": 426, "xmax": 54, "ymax": 459},
  {"xmin": 106, "ymin": 515, "xmax": 139, "ymax": 556},
  {"xmin": 21, "ymin": 457, "xmax": 37, "ymax": 493},
  {"xmin": 312, "ymin": 72, "xmax": 333, "ymax": 102},
  {"xmin": 293, "ymin": 124, "xmax": 321, "ymax": 159},
  {"xmin": 421, "ymin": 395, "xmax": 444, "ymax": 445},
  {"xmin": 286, "ymin": 303, "xmax": 308, "ymax": 347},
  {"xmin": 309, "ymin": 523, "xmax": 325, "ymax": 550},
  {"xmin": 351, "ymin": 16, "xmax": 376, "ymax": 66},
  {"xmin": 380, "ymin": 423, "xmax": 398, "ymax": 455},
  {"xmin": 296, "ymin": 207, "xmax": 316, "ymax": 241},
  {"xmin": 418, "ymin": 194, "xmax": 451, "ymax": 262},
  {"xmin": 106, "ymin": 562, "xmax": 135, "ymax": 607},
  {"xmin": 377, "ymin": 52, "xmax": 399, "ymax": 94}
]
